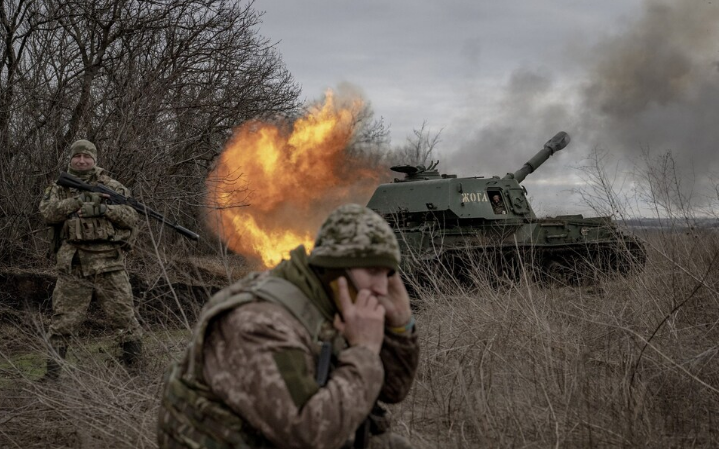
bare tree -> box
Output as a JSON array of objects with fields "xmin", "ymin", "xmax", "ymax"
[
  {"xmin": 390, "ymin": 121, "xmax": 443, "ymax": 167},
  {"xmin": 634, "ymin": 149, "xmax": 698, "ymax": 227},
  {"xmin": 572, "ymin": 146, "xmax": 630, "ymax": 219},
  {"xmin": 345, "ymin": 101, "xmax": 391, "ymax": 173},
  {"xmin": 0, "ymin": 0, "xmax": 301, "ymax": 265}
]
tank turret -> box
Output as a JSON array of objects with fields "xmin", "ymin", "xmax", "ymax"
[{"xmin": 367, "ymin": 131, "xmax": 645, "ymax": 286}]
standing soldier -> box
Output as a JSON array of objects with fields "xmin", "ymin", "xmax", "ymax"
[
  {"xmin": 158, "ymin": 203, "xmax": 420, "ymax": 449},
  {"xmin": 39, "ymin": 139, "xmax": 143, "ymax": 380}
]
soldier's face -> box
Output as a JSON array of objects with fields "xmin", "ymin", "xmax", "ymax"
[
  {"xmin": 347, "ymin": 267, "xmax": 392, "ymax": 297},
  {"xmin": 70, "ymin": 153, "xmax": 96, "ymax": 171},
  {"xmin": 493, "ymin": 195, "xmax": 500, "ymax": 203}
]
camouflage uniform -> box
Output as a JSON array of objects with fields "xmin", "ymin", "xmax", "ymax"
[
  {"xmin": 39, "ymin": 140, "xmax": 142, "ymax": 372},
  {"xmin": 158, "ymin": 204, "xmax": 420, "ymax": 449},
  {"xmin": 492, "ymin": 199, "xmax": 507, "ymax": 215}
]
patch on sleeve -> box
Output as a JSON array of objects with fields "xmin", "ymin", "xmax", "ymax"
[{"xmin": 273, "ymin": 348, "xmax": 319, "ymax": 408}]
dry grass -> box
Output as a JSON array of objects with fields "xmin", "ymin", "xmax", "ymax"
[
  {"xmin": 0, "ymin": 323, "xmax": 188, "ymax": 448},
  {"xmin": 2, "ymin": 229, "xmax": 719, "ymax": 448},
  {"xmin": 395, "ymin": 228, "xmax": 719, "ymax": 448}
]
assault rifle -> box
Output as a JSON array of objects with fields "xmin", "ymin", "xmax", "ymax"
[{"xmin": 57, "ymin": 172, "xmax": 200, "ymax": 241}]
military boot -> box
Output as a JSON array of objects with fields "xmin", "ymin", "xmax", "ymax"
[
  {"xmin": 41, "ymin": 346, "xmax": 67, "ymax": 382},
  {"xmin": 120, "ymin": 340, "xmax": 143, "ymax": 371}
]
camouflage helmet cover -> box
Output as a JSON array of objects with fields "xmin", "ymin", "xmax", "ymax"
[
  {"xmin": 69, "ymin": 139, "xmax": 97, "ymax": 161},
  {"xmin": 308, "ymin": 203, "xmax": 400, "ymax": 272}
]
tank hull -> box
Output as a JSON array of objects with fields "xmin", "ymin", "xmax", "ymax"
[{"xmin": 393, "ymin": 216, "xmax": 646, "ymax": 286}]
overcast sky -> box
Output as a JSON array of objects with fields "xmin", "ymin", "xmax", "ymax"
[{"xmin": 258, "ymin": 0, "xmax": 719, "ymax": 216}]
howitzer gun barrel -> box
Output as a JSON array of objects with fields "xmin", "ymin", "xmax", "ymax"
[{"xmin": 505, "ymin": 131, "xmax": 570, "ymax": 183}]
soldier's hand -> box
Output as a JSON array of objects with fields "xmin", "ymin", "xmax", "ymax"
[
  {"xmin": 77, "ymin": 191, "xmax": 110, "ymax": 217},
  {"xmin": 333, "ymin": 276, "xmax": 385, "ymax": 354},
  {"xmin": 78, "ymin": 202, "xmax": 107, "ymax": 217},
  {"xmin": 79, "ymin": 192, "xmax": 110, "ymax": 203},
  {"xmin": 378, "ymin": 272, "xmax": 412, "ymax": 328}
]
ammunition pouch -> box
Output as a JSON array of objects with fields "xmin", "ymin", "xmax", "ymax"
[{"xmin": 62, "ymin": 216, "xmax": 130, "ymax": 244}]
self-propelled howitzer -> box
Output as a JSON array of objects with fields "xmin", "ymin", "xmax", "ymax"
[{"xmin": 367, "ymin": 132, "xmax": 646, "ymax": 285}]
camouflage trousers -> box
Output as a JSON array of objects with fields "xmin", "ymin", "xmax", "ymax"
[{"xmin": 47, "ymin": 267, "xmax": 143, "ymax": 347}]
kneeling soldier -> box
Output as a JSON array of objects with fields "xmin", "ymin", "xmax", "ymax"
[{"xmin": 158, "ymin": 203, "xmax": 420, "ymax": 449}]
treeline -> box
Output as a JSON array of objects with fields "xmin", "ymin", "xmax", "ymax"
[{"xmin": 0, "ymin": 0, "xmax": 302, "ymax": 266}]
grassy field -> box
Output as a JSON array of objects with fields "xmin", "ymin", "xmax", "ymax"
[{"xmin": 2, "ymin": 228, "xmax": 719, "ymax": 448}]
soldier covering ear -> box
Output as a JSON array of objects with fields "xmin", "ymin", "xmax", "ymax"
[{"xmin": 158, "ymin": 204, "xmax": 418, "ymax": 449}]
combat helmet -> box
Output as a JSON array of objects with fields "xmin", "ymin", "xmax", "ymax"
[{"xmin": 308, "ymin": 203, "xmax": 400, "ymax": 272}]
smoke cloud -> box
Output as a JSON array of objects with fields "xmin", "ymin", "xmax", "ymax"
[
  {"xmin": 582, "ymin": 1, "xmax": 719, "ymax": 166},
  {"xmin": 446, "ymin": 0, "xmax": 719, "ymax": 213}
]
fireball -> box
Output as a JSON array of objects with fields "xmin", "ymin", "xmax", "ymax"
[{"xmin": 206, "ymin": 90, "xmax": 382, "ymax": 267}]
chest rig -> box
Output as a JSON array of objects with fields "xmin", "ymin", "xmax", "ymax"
[{"xmin": 158, "ymin": 272, "xmax": 344, "ymax": 449}]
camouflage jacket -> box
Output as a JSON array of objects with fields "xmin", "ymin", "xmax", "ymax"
[
  {"xmin": 39, "ymin": 167, "xmax": 138, "ymax": 276},
  {"xmin": 492, "ymin": 202, "xmax": 507, "ymax": 215},
  {"xmin": 158, "ymin": 247, "xmax": 420, "ymax": 449}
]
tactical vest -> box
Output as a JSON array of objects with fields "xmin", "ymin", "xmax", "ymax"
[
  {"xmin": 56, "ymin": 174, "xmax": 133, "ymax": 245},
  {"xmin": 157, "ymin": 272, "xmax": 337, "ymax": 449}
]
